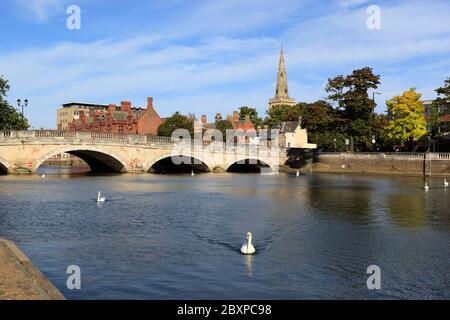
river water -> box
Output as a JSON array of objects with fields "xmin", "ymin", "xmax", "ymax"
[{"xmin": 0, "ymin": 167, "xmax": 449, "ymax": 300}]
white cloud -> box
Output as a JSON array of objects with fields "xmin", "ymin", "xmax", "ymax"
[{"xmin": 13, "ymin": 0, "xmax": 71, "ymax": 22}]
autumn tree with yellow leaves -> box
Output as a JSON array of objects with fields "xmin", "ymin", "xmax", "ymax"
[{"xmin": 385, "ymin": 88, "xmax": 427, "ymax": 147}]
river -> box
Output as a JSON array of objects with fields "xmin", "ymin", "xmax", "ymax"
[{"xmin": 0, "ymin": 167, "xmax": 449, "ymax": 299}]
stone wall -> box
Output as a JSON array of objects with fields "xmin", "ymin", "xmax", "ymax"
[{"xmin": 300, "ymin": 152, "xmax": 450, "ymax": 177}]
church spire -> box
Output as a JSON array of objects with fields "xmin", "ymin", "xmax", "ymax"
[
  {"xmin": 275, "ymin": 46, "xmax": 289, "ymax": 98},
  {"xmin": 268, "ymin": 46, "xmax": 296, "ymax": 110}
]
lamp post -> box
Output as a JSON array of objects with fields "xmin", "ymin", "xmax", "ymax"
[
  {"xmin": 17, "ymin": 99, "xmax": 29, "ymax": 116},
  {"xmin": 371, "ymin": 92, "xmax": 381, "ymax": 152},
  {"xmin": 372, "ymin": 92, "xmax": 381, "ymax": 126}
]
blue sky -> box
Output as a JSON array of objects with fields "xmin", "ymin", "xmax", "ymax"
[{"xmin": 1, "ymin": 0, "xmax": 449, "ymax": 129}]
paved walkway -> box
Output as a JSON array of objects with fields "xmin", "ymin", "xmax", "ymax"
[{"xmin": 0, "ymin": 239, "xmax": 64, "ymax": 300}]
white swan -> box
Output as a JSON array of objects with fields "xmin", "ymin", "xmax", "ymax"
[
  {"xmin": 97, "ymin": 191, "xmax": 106, "ymax": 203},
  {"xmin": 424, "ymin": 183, "xmax": 430, "ymax": 191},
  {"xmin": 444, "ymin": 179, "xmax": 449, "ymax": 188},
  {"xmin": 191, "ymin": 170, "xmax": 195, "ymax": 176},
  {"xmin": 41, "ymin": 174, "xmax": 46, "ymax": 178},
  {"xmin": 296, "ymin": 170, "xmax": 300, "ymax": 177},
  {"xmin": 241, "ymin": 232, "xmax": 256, "ymax": 255}
]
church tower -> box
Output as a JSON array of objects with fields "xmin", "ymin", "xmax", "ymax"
[{"xmin": 268, "ymin": 46, "xmax": 296, "ymax": 110}]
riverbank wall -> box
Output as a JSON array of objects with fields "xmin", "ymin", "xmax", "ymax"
[
  {"xmin": 0, "ymin": 239, "xmax": 65, "ymax": 300},
  {"xmin": 295, "ymin": 152, "xmax": 450, "ymax": 177}
]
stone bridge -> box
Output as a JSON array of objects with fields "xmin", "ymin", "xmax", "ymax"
[{"xmin": 0, "ymin": 131, "xmax": 286, "ymax": 175}]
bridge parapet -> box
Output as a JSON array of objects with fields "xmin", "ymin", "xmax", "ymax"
[
  {"xmin": 0, "ymin": 131, "xmax": 279, "ymax": 152},
  {"xmin": 0, "ymin": 130, "xmax": 174, "ymax": 146}
]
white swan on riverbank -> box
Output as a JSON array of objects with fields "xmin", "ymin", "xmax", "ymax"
[
  {"xmin": 424, "ymin": 183, "xmax": 430, "ymax": 191},
  {"xmin": 97, "ymin": 191, "xmax": 106, "ymax": 203},
  {"xmin": 241, "ymin": 232, "xmax": 256, "ymax": 255},
  {"xmin": 444, "ymin": 179, "xmax": 449, "ymax": 188}
]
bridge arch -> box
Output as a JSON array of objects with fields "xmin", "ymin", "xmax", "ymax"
[
  {"xmin": 35, "ymin": 146, "xmax": 129, "ymax": 173},
  {"xmin": 226, "ymin": 157, "xmax": 273, "ymax": 173},
  {"xmin": 0, "ymin": 157, "xmax": 9, "ymax": 175},
  {"xmin": 147, "ymin": 153, "xmax": 213, "ymax": 174}
]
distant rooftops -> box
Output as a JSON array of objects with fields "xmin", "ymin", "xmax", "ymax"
[{"xmin": 62, "ymin": 102, "xmax": 147, "ymax": 111}]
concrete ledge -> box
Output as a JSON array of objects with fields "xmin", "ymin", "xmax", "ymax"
[{"xmin": 0, "ymin": 239, "xmax": 65, "ymax": 300}]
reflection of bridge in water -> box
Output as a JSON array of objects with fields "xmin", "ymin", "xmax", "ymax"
[{"xmin": 0, "ymin": 131, "xmax": 285, "ymax": 175}]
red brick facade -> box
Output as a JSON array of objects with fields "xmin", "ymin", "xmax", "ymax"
[
  {"xmin": 196, "ymin": 111, "xmax": 256, "ymax": 143},
  {"xmin": 67, "ymin": 97, "xmax": 163, "ymax": 135}
]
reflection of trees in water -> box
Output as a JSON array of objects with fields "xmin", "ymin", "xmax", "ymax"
[
  {"xmin": 305, "ymin": 175, "xmax": 373, "ymax": 223},
  {"xmin": 387, "ymin": 194, "xmax": 426, "ymax": 228},
  {"xmin": 424, "ymin": 188, "xmax": 450, "ymax": 229}
]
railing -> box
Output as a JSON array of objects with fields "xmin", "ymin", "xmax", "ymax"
[
  {"xmin": 319, "ymin": 152, "xmax": 450, "ymax": 161},
  {"xmin": 0, "ymin": 130, "xmax": 275, "ymax": 153}
]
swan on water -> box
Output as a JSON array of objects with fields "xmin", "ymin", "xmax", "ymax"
[
  {"xmin": 296, "ymin": 170, "xmax": 300, "ymax": 177},
  {"xmin": 191, "ymin": 170, "xmax": 195, "ymax": 176},
  {"xmin": 97, "ymin": 191, "xmax": 106, "ymax": 203},
  {"xmin": 444, "ymin": 179, "xmax": 449, "ymax": 188},
  {"xmin": 241, "ymin": 232, "xmax": 256, "ymax": 255},
  {"xmin": 424, "ymin": 183, "xmax": 430, "ymax": 191},
  {"xmin": 41, "ymin": 174, "xmax": 46, "ymax": 178}
]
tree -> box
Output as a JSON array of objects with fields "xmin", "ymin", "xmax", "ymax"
[
  {"xmin": 239, "ymin": 106, "xmax": 263, "ymax": 127},
  {"xmin": 298, "ymin": 100, "xmax": 336, "ymax": 133},
  {"xmin": 326, "ymin": 67, "xmax": 381, "ymax": 151},
  {"xmin": 265, "ymin": 104, "xmax": 301, "ymax": 127},
  {"xmin": 214, "ymin": 120, "xmax": 234, "ymax": 141},
  {"xmin": 0, "ymin": 75, "xmax": 29, "ymax": 130},
  {"xmin": 432, "ymin": 77, "xmax": 450, "ymax": 136},
  {"xmin": 385, "ymin": 88, "xmax": 427, "ymax": 148},
  {"xmin": 372, "ymin": 113, "xmax": 389, "ymax": 151},
  {"xmin": 157, "ymin": 112, "xmax": 193, "ymax": 137},
  {"xmin": 296, "ymin": 100, "xmax": 345, "ymax": 151}
]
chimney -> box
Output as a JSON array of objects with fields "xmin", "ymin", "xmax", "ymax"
[
  {"xmin": 215, "ymin": 113, "xmax": 222, "ymax": 122},
  {"xmin": 201, "ymin": 115, "xmax": 207, "ymax": 125},
  {"xmin": 147, "ymin": 97, "xmax": 154, "ymax": 110},
  {"xmin": 121, "ymin": 101, "xmax": 132, "ymax": 111},
  {"xmin": 233, "ymin": 111, "xmax": 239, "ymax": 122}
]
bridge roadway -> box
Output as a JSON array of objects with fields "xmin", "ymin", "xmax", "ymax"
[{"xmin": 0, "ymin": 131, "xmax": 285, "ymax": 174}]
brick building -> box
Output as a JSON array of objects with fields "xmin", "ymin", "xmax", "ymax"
[
  {"xmin": 195, "ymin": 111, "xmax": 256, "ymax": 143},
  {"xmin": 57, "ymin": 97, "xmax": 163, "ymax": 135}
]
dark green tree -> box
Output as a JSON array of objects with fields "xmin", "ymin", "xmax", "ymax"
[
  {"xmin": 157, "ymin": 112, "xmax": 193, "ymax": 137},
  {"xmin": 239, "ymin": 106, "xmax": 263, "ymax": 127},
  {"xmin": 265, "ymin": 104, "xmax": 301, "ymax": 127},
  {"xmin": 298, "ymin": 100, "xmax": 336, "ymax": 133},
  {"xmin": 0, "ymin": 76, "xmax": 29, "ymax": 130},
  {"xmin": 432, "ymin": 77, "xmax": 450, "ymax": 135},
  {"xmin": 326, "ymin": 67, "xmax": 381, "ymax": 151},
  {"xmin": 215, "ymin": 119, "xmax": 234, "ymax": 141},
  {"xmin": 297, "ymin": 100, "xmax": 347, "ymax": 151}
]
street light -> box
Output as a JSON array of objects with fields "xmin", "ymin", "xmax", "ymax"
[
  {"xmin": 372, "ymin": 92, "xmax": 381, "ymax": 124},
  {"xmin": 17, "ymin": 98, "xmax": 29, "ymax": 116}
]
